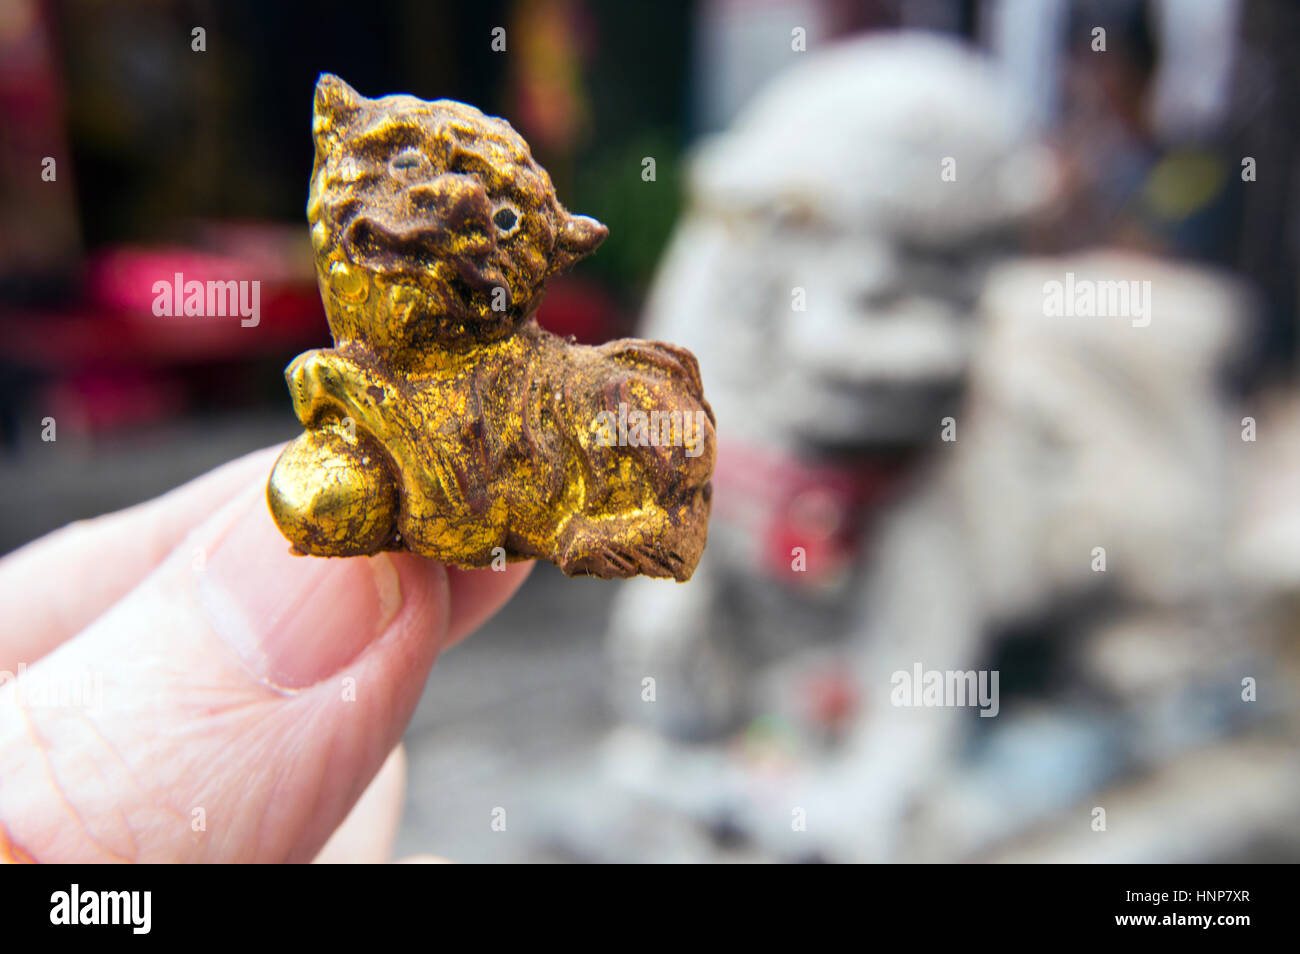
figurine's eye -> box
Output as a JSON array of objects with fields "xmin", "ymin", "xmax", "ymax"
[
  {"xmin": 390, "ymin": 149, "xmax": 426, "ymax": 175},
  {"xmin": 493, "ymin": 205, "xmax": 520, "ymax": 235}
]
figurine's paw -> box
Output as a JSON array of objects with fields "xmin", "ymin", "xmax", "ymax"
[
  {"xmin": 286, "ymin": 349, "xmax": 374, "ymax": 428},
  {"xmin": 286, "ymin": 350, "xmax": 341, "ymax": 425},
  {"xmin": 555, "ymin": 506, "xmax": 705, "ymax": 582},
  {"xmin": 267, "ymin": 423, "xmax": 400, "ymax": 557},
  {"xmin": 559, "ymin": 538, "xmax": 689, "ymax": 581},
  {"xmin": 286, "ymin": 348, "xmax": 399, "ymax": 449}
]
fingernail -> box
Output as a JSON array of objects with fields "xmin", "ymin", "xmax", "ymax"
[{"xmin": 195, "ymin": 488, "xmax": 403, "ymax": 688}]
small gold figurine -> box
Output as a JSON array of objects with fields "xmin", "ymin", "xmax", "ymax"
[{"xmin": 266, "ymin": 75, "xmax": 715, "ymax": 580}]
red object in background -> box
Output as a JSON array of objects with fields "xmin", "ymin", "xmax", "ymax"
[
  {"xmin": 802, "ymin": 667, "xmax": 860, "ymax": 733},
  {"xmin": 533, "ymin": 274, "xmax": 620, "ymax": 344},
  {"xmin": 41, "ymin": 369, "xmax": 185, "ymax": 435},
  {"xmin": 2, "ymin": 231, "xmax": 327, "ymax": 372},
  {"xmin": 712, "ymin": 442, "xmax": 912, "ymax": 590},
  {"xmin": 0, "ymin": 224, "xmax": 329, "ymax": 437}
]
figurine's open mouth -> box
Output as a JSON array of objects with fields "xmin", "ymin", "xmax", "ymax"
[{"xmin": 343, "ymin": 216, "xmax": 505, "ymax": 293}]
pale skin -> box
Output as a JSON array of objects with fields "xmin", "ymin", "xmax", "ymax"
[{"xmin": 0, "ymin": 446, "xmax": 530, "ymax": 863}]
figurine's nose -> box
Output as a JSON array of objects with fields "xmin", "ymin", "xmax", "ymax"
[{"xmin": 406, "ymin": 174, "xmax": 493, "ymax": 237}]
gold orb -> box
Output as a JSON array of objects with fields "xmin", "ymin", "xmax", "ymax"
[{"xmin": 267, "ymin": 423, "xmax": 398, "ymax": 556}]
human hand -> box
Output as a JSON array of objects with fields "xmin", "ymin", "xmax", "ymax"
[{"xmin": 0, "ymin": 446, "xmax": 530, "ymax": 863}]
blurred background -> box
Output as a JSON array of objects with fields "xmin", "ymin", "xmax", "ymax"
[{"xmin": 2, "ymin": 0, "xmax": 1299, "ymax": 861}]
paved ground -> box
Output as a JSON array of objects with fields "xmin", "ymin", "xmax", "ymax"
[{"xmin": 398, "ymin": 564, "xmax": 616, "ymax": 862}]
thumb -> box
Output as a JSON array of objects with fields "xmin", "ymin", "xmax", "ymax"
[{"xmin": 1, "ymin": 481, "xmax": 453, "ymax": 863}]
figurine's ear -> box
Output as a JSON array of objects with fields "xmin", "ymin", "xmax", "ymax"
[
  {"xmin": 552, "ymin": 214, "xmax": 608, "ymax": 271},
  {"xmin": 313, "ymin": 73, "xmax": 363, "ymax": 152}
]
